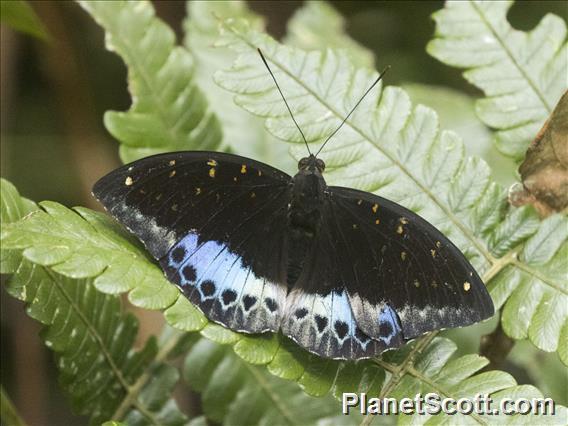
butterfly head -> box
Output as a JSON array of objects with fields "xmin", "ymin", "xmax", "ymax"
[{"xmin": 298, "ymin": 155, "xmax": 325, "ymax": 174}]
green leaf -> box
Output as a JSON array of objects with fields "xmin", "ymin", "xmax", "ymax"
[
  {"xmin": 0, "ymin": 0, "xmax": 49, "ymax": 40},
  {"xmin": 183, "ymin": 337, "xmax": 345, "ymax": 425},
  {"xmin": 209, "ymin": 18, "xmax": 568, "ymax": 394},
  {"xmin": 213, "ymin": 19, "xmax": 541, "ymax": 277},
  {"xmin": 0, "ymin": 178, "xmax": 37, "ymax": 273},
  {"xmin": 488, "ymin": 206, "xmax": 540, "ymax": 257},
  {"xmin": 427, "ymin": 0, "xmax": 568, "ymax": 158},
  {"xmin": 284, "ymin": 1, "xmax": 375, "ymax": 68},
  {"xmin": 403, "ymin": 84, "xmax": 516, "ymax": 186},
  {"xmin": 1, "ymin": 201, "xmax": 184, "ymax": 310},
  {"xmin": 394, "ymin": 338, "xmax": 568, "ymax": 425},
  {"xmin": 508, "ymin": 340, "xmax": 568, "ymax": 407},
  {"xmin": 1, "ymin": 385, "xmax": 27, "ymax": 426},
  {"xmin": 78, "ymin": 0, "xmax": 222, "ymax": 163},
  {"xmin": 2, "ymin": 180, "xmax": 188, "ymax": 425},
  {"xmin": 4, "ymin": 259, "xmax": 186, "ymax": 424},
  {"xmin": 490, "ymin": 215, "xmax": 568, "ymax": 362}
]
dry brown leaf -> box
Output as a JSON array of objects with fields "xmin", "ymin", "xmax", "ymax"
[{"xmin": 509, "ymin": 91, "xmax": 568, "ymax": 217}]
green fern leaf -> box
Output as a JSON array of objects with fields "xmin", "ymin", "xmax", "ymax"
[
  {"xmin": 396, "ymin": 338, "xmax": 567, "ymax": 424},
  {"xmin": 0, "ymin": 197, "xmax": 211, "ymax": 329},
  {"xmin": 214, "ymin": 22, "xmax": 499, "ymax": 273},
  {"xmin": 490, "ymin": 215, "xmax": 568, "ymax": 363},
  {"xmin": 1, "ymin": 179, "xmax": 188, "ymax": 425},
  {"xmin": 77, "ymin": 0, "xmax": 222, "ymax": 163},
  {"xmin": 427, "ymin": 0, "xmax": 567, "ymax": 158},
  {"xmin": 183, "ymin": 336, "xmax": 348, "ymax": 425},
  {"xmin": 1, "ymin": 201, "xmax": 180, "ymax": 309},
  {"xmin": 0, "ymin": 178, "xmax": 37, "ymax": 273},
  {"xmin": 214, "ymin": 20, "xmax": 519, "ymax": 270},
  {"xmin": 0, "ymin": 0, "xmax": 50, "ymax": 40}
]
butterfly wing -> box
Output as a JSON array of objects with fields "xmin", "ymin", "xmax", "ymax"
[
  {"xmin": 282, "ymin": 185, "xmax": 494, "ymax": 359},
  {"xmin": 93, "ymin": 151, "xmax": 292, "ymax": 333}
]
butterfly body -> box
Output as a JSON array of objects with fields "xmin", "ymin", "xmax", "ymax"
[{"xmin": 93, "ymin": 150, "xmax": 494, "ymax": 360}]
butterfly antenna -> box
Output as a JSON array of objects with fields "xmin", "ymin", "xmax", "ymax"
[
  {"xmin": 257, "ymin": 48, "xmax": 311, "ymax": 155},
  {"xmin": 315, "ymin": 66, "xmax": 390, "ymax": 157}
]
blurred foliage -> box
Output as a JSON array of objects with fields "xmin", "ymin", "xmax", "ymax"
[
  {"xmin": 0, "ymin": 0, "xmax": 49, "ymax": 40},
  {"xmin": 1, "ymin": 1, "xmax": 567, "ymax": 425}
]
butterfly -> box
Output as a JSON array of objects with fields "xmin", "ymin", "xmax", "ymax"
[{"xmin": 93, "ymin": 50, "xmax": 494, "ymax": 360}]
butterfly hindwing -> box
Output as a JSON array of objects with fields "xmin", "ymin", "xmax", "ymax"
[
  {"xmin": 282, "ymin": 200, "xmax": 405, "ymax": 359},
  {"xmin": 93, "ymin": 151, "xmax": 291, "ymax": 333}
]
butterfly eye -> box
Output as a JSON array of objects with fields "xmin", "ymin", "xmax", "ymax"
[
  {"xmin": 298, "ymin": 157, "xmax": 309, "ymax": 170},
  {"xmin": 316, "ymin": 159, "xmax": 326, "ymax": 172}
]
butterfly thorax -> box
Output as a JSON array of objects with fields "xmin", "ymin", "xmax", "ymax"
[{"xmin": 288, "ymin": 156, "xmax": 327, "ymax": 238}]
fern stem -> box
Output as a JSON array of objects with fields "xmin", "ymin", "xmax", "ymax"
[
  {"xmin": 243, "ymin": 363, "xmax": 296, "ymax": 425},
  {"xmin": 481, "ymin": 250, "xmax": 517, "ymax": 283},
  {"xmin": 469, "ymin": 0, "xmax": 553, "ymax": 112},
  {"xmin": 510, "ymin": 258, "xmax": 567, "ymax": 295},
  {"xmin": 42, "ymin": 267, "xmax": 158, "ymax": 423},
  {"xmin": 405, "ymin": 365, "xmax": 488, "ymax": 425},
  {"xmin": 111, "ymin": 330, "xmax": 185, "ymax": 422},
  {"xmin": 362, "ymin": 332, "xmax": 438, "ymax": 426}
]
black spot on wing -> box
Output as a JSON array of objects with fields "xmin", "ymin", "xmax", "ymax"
[
  {"xmin": 171, "ymin": 246, "xmax": 186, "ymax": 264},
  {"xmin": 355, "ymin": 327, "xmax": 370, "ymax": 344},
  {"xmin": 379, "ymin": 320, "xmax": 393, "ymax": 337},
  {"xmin": 265, "ymin": 297, "xmax": 278, "ymax": 312},
  {"xmin": 222, "ymin": 289, "xmax": 237, "ymax": 305},
  {"xmin": 314, "ymin": 315, "xmax": 328, "ymax": 333},
  {"xmin": 243, "ymin": 295, "xmax": 257, "ymax": 311},
  {"xmin": 182, "ymin": 265, "xmax": 197, "ymax": 282},
  {"xmin": 201, "ymin": 280, "xmax": 216, "ymax": 297},
  {"xmin": 334, "ymin": 321, "xmax": 348, "ymax": 339}
]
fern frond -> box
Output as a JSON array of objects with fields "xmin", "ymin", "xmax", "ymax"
[
  {"xmin": 0, "ymin": 179, "xmax": 187, "ymax": 425},
  {"xmin": 490, "ymin": 215, "xmax": 568, "ymax": 363},
  {"xmin": 78, "ymin": 0, "xmax": 222, "ymax": 163},
  {"xmin": 183, "ymin": 337, "xmax": 343, "ymax": 425},
  {"xmin": 0, "ymin": 179, "xmax": 37, "ymax": 273},
  {"xmin": 427, "ymin": 0, "xmax": 567, "ymax": 158},
  {"xmin": 1, "ymin": 200, "xmax": 182, "ymax": 310}
]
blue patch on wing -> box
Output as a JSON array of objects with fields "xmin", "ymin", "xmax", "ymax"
[
  {"xmin": 161, "ymin": 232, "xmax": 285, "ymax": 333},
  {"xmin": 282, "ymin": 287, "xmax": 383, "ymax": 359},
  {"xmin": 377, "ymin": 304, "xmax": 402, "ymax": 345}
]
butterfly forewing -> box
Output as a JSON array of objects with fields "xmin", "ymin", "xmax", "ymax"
[{"xmin": 93, "ymin": 151, "xmax": 291, "ymax": 333}]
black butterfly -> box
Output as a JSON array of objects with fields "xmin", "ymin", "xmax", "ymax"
[{"xmin": 93, "ymin": 51, "xmax": 494, "ymax": 360}]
